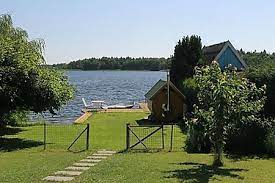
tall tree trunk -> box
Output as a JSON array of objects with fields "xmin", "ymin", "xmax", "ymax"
[{"xmin": 213, "ymin": 141, "xmax": 224, "ymax": 166}]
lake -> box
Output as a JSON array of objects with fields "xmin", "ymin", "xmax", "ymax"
[{"xmin": 32, "ymin": 70, "xmax": 166, "ymax": 123}]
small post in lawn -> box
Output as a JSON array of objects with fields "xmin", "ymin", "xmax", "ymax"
[
  {"xmin": 86, "ymin": 123, "xmax": 90, "ymax": 150},
  {"xmin": 162, "ymin": 125, "xmax": 164, "ymax": 149},
  {"xmin": 169, "ymin": 124, "xmax": 174, "ymax": 152},
  {"xmin": 126, "ymin": 123, "xmax": 130, "ymax": 150},
  {"xmin": 43, "ymin": 122, "xmax": 46, "ymax": 150}
]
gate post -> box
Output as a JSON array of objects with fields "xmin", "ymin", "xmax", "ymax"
[
  {"xmin": 162, "ymin": 125, "xmax": 164, "ymax": 149},
  {"xmin": 43, "ymin": 122, "xmax": 46, "ymax": 150},
  {"xmin": 86, "ymin": 123, "xmax": 90, "ymax": 150},
  {"xmin": 126, "ymin": 123, "xmax": 130, "ymax": 150},
  {"xmin": 169, "ymin": 124, "xmax": 174, "ymax": 152}
]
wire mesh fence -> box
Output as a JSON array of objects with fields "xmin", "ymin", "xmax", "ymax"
[
  {"xmin": 126, "ymin": 123, "xmax": 186, "ymax": 152},
  {"xmin": 0, "ymin": 123, "xmax": 89, "ymax": 152}
]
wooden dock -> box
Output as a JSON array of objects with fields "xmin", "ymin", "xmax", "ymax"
[
  {"xmin": 74, "ymin": 112, "xmax": 92, "ymax": 124},
  {"xmin": 74, "ymin": 102, "xmax": 149, "ymax": 124}
]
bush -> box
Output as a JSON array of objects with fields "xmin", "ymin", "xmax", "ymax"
[
  {"xmin": 264, "ymin": 121, "xmax": 275, "ymax": 155},
  {"xmin": 2, "ymin": 110, "xmax": 29, "ymax": 126},
  {"xmin": 186, "ymin": 118, "xmax": 275, "ymax": 155},
  {"xmin": 185, "ymin": 118, "xmax": 211, "ymax": 153},
  {"xmin": 182, "ymin": 78, "xmax": 198, "ymax": 112},
  {"xmin": 225, "ymin": 118, "xmax": 274, "ymax": 154},
  {"xmin": 245, "ymin": 64, "xmax": 275, "ymax": 117}
]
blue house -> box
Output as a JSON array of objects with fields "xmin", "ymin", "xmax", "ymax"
[{"xmin": 202, "ymin": 41, "xmax": 247, "ymax": 70}]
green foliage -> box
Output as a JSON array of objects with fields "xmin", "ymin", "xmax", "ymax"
[
  {"xmin": 240, "ymin": 50, "xmax": 275, "ymax": 116},
  {"xmin": 225, "ymin": 117, "xmax": 274, "ymax": 154},
  {"xmin": 190, "ymin": 63, "xmax": 266, "ymax": 166},
  {"xmin": 182, "ymin": 78, "xmax": 198, "ymax": 112},
  {"xmin": 185, "ymin": 118, "xmax": 211, "ymax": 153},
  {"xmin": 265, "ymin": 123, "xmax": 275, "ymax": 154},
  {"xmin": 170, "ymin": 35, "xmax": 202, "ymax": 88},
  {"xmin": 245, "ymin": 63, "xmax": 275, "ymax": 117},
  {"xmin": 1, "ymin": 110, "xmax": 29, "ymax": 127},
  {"xmin": 0, "ymin": 14, "xmax": 73, "ymax": 125},
  {"xmin": 241, "ymin": 50, "xmax": 275, "ymax": 67},
  {"xmin": 53, "ymin": 57, "xmax": 170, "ymax": 71}
]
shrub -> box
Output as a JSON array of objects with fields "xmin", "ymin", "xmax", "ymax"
[
  {"xmin": 182, "ymin": 78, "xmax": 198, "ymax": 112},
  {"xmin": 225, "ymin": 118, "xmax": 273, "ymax": 154},
  {"xmin": 185, "ymin": 118, "xmax": 211, "ymax": 153},
  {"xmin": 189, "ymin": 63, "xmax": 266, "ymax": 166},
  {"xmin": 245, "ymin": 63, "xmax": 275, "ymax": 117},
  {"xmin": 1, "ymin": 110, "xmax": 29, "ymax": 126}
]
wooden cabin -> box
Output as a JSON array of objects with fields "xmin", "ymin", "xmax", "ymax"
[
  {"xmin": 203, "ymin": 41, "xmax": 247, "ymax": 70},
  {"xmin": 145, "ymin": 79, "xmax": 187, "ymax": 122}
]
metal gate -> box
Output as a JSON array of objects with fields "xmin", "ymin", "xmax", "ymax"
[
  {"xmin": 126, "ymin": 124, "xmax": 164, "ymax": 150},
  {"xmin": 126, "ymin": 123, "xmax": 185, "ymax": 151}
]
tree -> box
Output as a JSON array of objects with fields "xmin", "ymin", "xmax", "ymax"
[
  {"xmin": 191, "ymin": 62, "xmax": 266, "ymax": 166},
  {"xmin": 170, "ymin": 35, "xmax": 202, "ymax": 88},
  {"xmin": 244, "ymin": 62, "xmax": 275, "ymax": 117},
  {"xmin": 0, "ymin": 14, "xmax": 73, "ymax": 125}
]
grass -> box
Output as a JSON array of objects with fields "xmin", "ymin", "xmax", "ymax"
[
  {"xmin": 89, "ymin": 112, "xmax": 148, "ymax": 150},
  {"xmin": 71, "ymin": 152, "xmax": 275, "ymax": 183},
  {"xmin": 0, "ymin": 124, "xmax": 92, "ymax": 182},
  {"xmin": 0, "ymin": 112, "xmax": 275, "ymax": 182}
]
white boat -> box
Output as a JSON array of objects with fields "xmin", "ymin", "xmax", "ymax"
[
  {"xmin": 104, "ymin": 103, "xmax": 134, "ymax": 109},
  {"xmin": 82, "ymin": 98, "xmax": 138, "ymax": 110}
]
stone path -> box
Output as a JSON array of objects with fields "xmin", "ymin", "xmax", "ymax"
[{"xmin": 43, "ymin": 150, "xmax": 116, "ymax": 182}]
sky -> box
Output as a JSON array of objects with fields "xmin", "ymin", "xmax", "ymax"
[{"xmin": 1, "ymin": 0, "xmax": 275, "ymax": 64}]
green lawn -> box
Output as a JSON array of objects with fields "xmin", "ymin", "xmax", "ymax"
[{"xmin": 0, "ymin": 112, "xmax": 274, "ymax": 182}]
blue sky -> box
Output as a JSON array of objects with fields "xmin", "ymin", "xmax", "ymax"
[{"xmin": 1, "ymin": 0, "xmax": 275, "ymax": 64}]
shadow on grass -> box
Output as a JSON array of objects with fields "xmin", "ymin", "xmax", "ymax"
[
  {"xmin": 0, "ymin": 137, "xmax": 43, "ymax": 152},
  {"xmin": 226, "ymin": 153, "xmax": 274, "ymax": 162},
  {"xmin": 136, "ymin": 118, "xmax": 157, "ymax": 125},
  {"xmin": 0, "ymin": 126, "xmax": 25, "ymax": 136},
  {"xmin": 164, "ymin": 162, "xmax": 247, "ymax": 183}
]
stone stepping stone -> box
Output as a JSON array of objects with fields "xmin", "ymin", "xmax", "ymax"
[
  {"xmin": 55, "ymin": 171, "xmax": 82, "ymax": 176},
  {"xmin": 73, "ymin": 163, "xmax": 96, "ymax": 167},
  {"xmin": 93, "ymin": 153, "xmax": 112, "ymax": 156},
  {"xmin": 80, "ymin": 159, "xmax": 101, "ymax": 163},
  {"xmin": 97, "ymin": 150, "xmax": 116, "ymax": 154},
  {"xmin": 87, "ymin": 156, "xmax": 107, "ymax": 159},
  {"xmin": 43, "ymin": 176, "xmax": 74, "ymax": 182},
  {"xmin": 65, "ymin": 166, "xmax": 90, "ymax": 171}
]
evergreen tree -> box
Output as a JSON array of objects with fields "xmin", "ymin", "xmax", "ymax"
[{"xmin": 170, "ymin": 35, "xmax": 202, "ymax": 88}]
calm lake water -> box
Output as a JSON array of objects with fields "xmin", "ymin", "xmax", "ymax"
[{"xmin": 32, "ymin": 70, "xmax": 166, "ymax": 123}]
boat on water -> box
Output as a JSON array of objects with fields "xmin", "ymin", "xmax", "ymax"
[
  {"xmin": 81, "ymin": 98, "xmax": 136, "ymax": 111},
  {"xmin": 102, "ymin": 103, "xmax": 134, "ymax": 109}
]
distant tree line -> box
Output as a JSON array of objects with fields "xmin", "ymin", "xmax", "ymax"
[
  {"xmin": 52, "ymin": 57, "xmax": 170, "ymax": 71},
  {"xmin": 240, "ymin": 49, "xmax": 275, "ymax": 66}
]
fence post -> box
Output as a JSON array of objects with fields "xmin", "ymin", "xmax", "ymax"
[
  {"xmin": 43, "ymin": 122, "xmax": 46, "ymax": 150},
  {"xmin": 86, "ymin": 123, "xmax": 90, "ymax": 150},
  {"xmin": 126, "ymin": 123, "xmax": 130, "ymax": 150},
  {"xmin": 162, "ymin": 125, "xmax": 164, "ymax": 149},
  {"xmin": 169, "ymin": 124, "xmax": 174, "ymax": 152}
]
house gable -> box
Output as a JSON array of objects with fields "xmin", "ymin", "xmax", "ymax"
[
  {"xmin": 203, "ymin": 41, "xmax": 247, "ymax": 70},
  {"xmin": 217, "ymin": 46, "xmax": 245, "ymax": 70},
  {"xmin": 145, "ymin": 79, "xmax": 185, "ymax": 100},
  {"xmin": 145, "ymin": 79, "xmax": 166, "ymax": 100}
]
